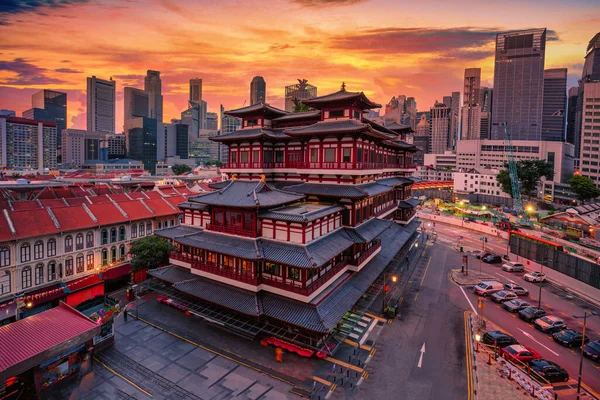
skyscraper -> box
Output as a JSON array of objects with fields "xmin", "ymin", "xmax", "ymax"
[
  {"xmin": 87, "ymin": 76, "xmax": 116, "ymax": 133},
  {"xmin": 430, "ymin": 101, "xmax": 450, "ymax": 154},
  {"xmin": 461, "ymin": 68, "xmax": 482, "ymax": 140},
  {"xmin": 284, "ymin": 79, "xmax": 317, "ymax": 112},
  {"xmin": 22, "ymin": 90, "xmax": 67, "ymax": 154},
  {"xmin": 574, "ymin": 32, "xmax": 600, "ymax": 158},
  {"xmin": 250, "ymin": 76, "xmax": 266, "ymax": 105},
  {"xmin": 480, "ymin": 87, "xmax": 493, "ymax": 139},
  {"xmin": 125, "ymin": 117, "xmax": 157, "ymax": 173},
  {"xmin": 145, "ymin": 70, "xmax": 163, "ymax": 122},
  {"xmin": 566, "ymin": 86, "xmax": 579, "ymax": 146},
  {"xmin": 124, "ymin": 87, "xmax": 150, "ymax": 121},
  {"xmin": 413, "ymin": 114, "xmax": 430, "ymax": 165},
  {"xmin": 491, "ymin": 28, "xmax": 546, "ymax": 141},
  {"xmin": 578, "ymin": 82, "xmax": 600, "ymax": 186},
  {"xmin": 450, "ymin": 91, "xmax": 461, "ymax": 148},
  {"xmin": 206, "ymin": 112, "xmax": 218, "ymax": 130},
  {"xmin": 190, "ymin": 78, "xmax": 202, "ymax": 104},
  {"xmin": 0, "ymin": 116, "xmax": 57, "ymax": 171},
  {"xmin": 541, "ymin": 68, "xmax": 567, "ymax": 142}
]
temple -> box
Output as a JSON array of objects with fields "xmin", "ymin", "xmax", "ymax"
[{"xmin": 149, "ymin": 85, "xmax": 421, "ymax": 353}]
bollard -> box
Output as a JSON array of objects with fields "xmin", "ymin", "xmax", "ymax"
[
  {"xmin": 358, "ymin": 360, "xmax": 361, "ymax": 367},
  {"xmin": 349, "ymin": 356, "xmax": 351, "ymax": 362},
  {"xmin": 487, "ymin": 353, "xmax": 492, "ymax": 365},
  {"xmin": 347, "ymin": 370, "xmax": 349, "ymax": 377}
]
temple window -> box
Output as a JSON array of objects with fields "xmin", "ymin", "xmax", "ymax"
[
  {"xmin": 343, "ymin": 148, "xmax": 351, "ymax": 162},
  {"xmin": 222, "ymin": 256, "xmax": 233, "ymax": 269},
  {"xmin": 240, "ymin": 151, "xmax": 248, "ymax": 163},
  {"xmin": 324, "ymin": 148, "xmax": 335, "ymax": 162},
  {"xmin": 264, "ymin": 262, "xmax": 280, "ymax": 276},
  {"xmin": 353, "ymin": 110, "xmax": 361, "ymax": 119},
  {"xmin": 207, "ymin": 252, "xmax": 216, "ymax": 264},
  {"xmin": 329, "ymin": 109, "xmax": 345, "ymax": 118},
  {"xmin": 264, "ymin": 150, "xmax": 273, "ymax": 162},
  {"xmin": 231, "ymin": 152, "xmax": 237, "ymax": 163},
  {"xmin": 253, "ymin": 150, "xmax": 259, "ymax": 162},
  {"xmin": 288, "ymin": 267, "xmax": 300, "ymax": 281},
  {"xmin": 247, "ymin": 119, "xmax": 258, "ymax": 127},
  {"xmin": 241, "ymin": 260, "xmax": 253, "ymax": 276},
  {"xmin": 275, "ymin": 151, "xmax": 284, "ymax": 163},
  {"xmin": 310, "ymin": 148, "xmax": 318, "ymax": 162}
]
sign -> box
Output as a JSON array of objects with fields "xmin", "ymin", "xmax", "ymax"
[{"xmin": 462, "ymin": 255, "xmax": 468, "ymax": 267}]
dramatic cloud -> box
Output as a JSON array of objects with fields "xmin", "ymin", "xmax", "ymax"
[
  {"xmin": 291, "ymin": 0, "xmax": 367, "ymax": 7},
  {"xmin": 0, "ymin": 0, "xmax": 90, "ymax": 24},
  {"xmin": 0, "ymin": 58, "xmax": 65, "ymax": 85},
  {"xmin": 55, "ymin": 67, "xmax": 82, "ymax": 73}
]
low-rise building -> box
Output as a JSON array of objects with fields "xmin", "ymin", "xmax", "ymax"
[
  {"xmin": 423, "ymin": 152, "xmax": 456, "ymax": 169},
  {"xmin": 453, "ymin": 168, "xmax": 513, "ymax": 206}
]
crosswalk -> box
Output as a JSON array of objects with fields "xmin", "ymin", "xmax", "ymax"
[{"xmin": 338, "ymin": 312, "xmax": 375, "ymax": 343}]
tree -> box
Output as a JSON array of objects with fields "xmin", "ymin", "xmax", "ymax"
[
  {"xmin": 292, "ymin": 98, "xmax": 310, "ymax": 113},
  {"xmin": 496, "ymin": 160, "xmax": 554, "ymax": 199},
  {"xmin": 171, "ymin": 164, "xmax": 192, "ymax": 175},
  {"xmin": 130, "ymin": 236, "xmax": 176, "ymax": 272},
  {"xmin": 568, "ymin": 174, "xmax": 600, "ymax": 203}
]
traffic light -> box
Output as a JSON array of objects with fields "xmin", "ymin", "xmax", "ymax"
[{"xmin": 384, "ymin": 285, "xmax": 389, "ymax": 293}]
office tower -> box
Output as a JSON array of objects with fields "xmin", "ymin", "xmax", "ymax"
[
  {"xmin": 0, "ymin": 110, "xmax": 15, "ymax": 117},
  {"xmin": 480, "ymin": 87, "xmax": 493, "ymax": 139},
  {"xmin": 145, "ymin": 70, "xmax": 163, "ymax": 122},
  {"xmin": 284, "ymin": 79, "xmax": 317, "ymax": 112},
  {"xmin": 566, "ymin": 86, "xmax": 579, "ymax": 146},
  {"xmin": 21, "ymin": 90, "xmax": 67, "ymax": 153},
  {"xmin": 206, "ymin": 112, "xmax": 218, "ymax": 130},
  {"xmin": 450, "ymin": 91, "xmax": 460, "ymax": 148},
  {"xmin": 190, "ymin": 78, "xmax": 202, "ymax": 104},
  {"xmin": 461, "ymin": 68, "xmax": 482, "ymax": 140},
  {"xmin": 62, "ymin": 129, "xmax": 126, "ymax": 166},
  {"xmin": 160, "ymin": 123, "xmax": 189, "ymax": 161},
  {"xmin": 218, "ymin": 104, "xmax": 241, "ymax": 164},
  {"xmin": 430, "ymin": 102, "xmax": 450, "ymax": 154},
  {"xmin": 491, "ymin": 28, "xmax": 546, "ymax": 140},
  {"xmin": 541, "ymin": 68, "xmax": 567, "ymax": 142},
  {"xmin": 579, "ymin": 82, "xmax": 600, "ymax": 186},
  {"xmin": 250, "ymin": 76, "xmax": 266, "ymax": 105},
  {"xmin": 405, "ymin": 97, "xmax": 417, "ymax": 130},
  {"xmin": 574, "ymin": 33, "xmax": 600, "ymax": 158},
  {"xmin": 87, "ymin": 76, "xmax": 116, "ymax": 133},
  {"xmin": 181, "ymin": 101, "xmax": 207, "ymax": 138},
  {"xmin": 125, "ymin": 117, "xmax": 157, "ymax": 173},
  {"xmin": 0, "ymin": 116, "xmax": 57, "ymax": 171},
  {"xmin": 124, "ymin": 87, "xmax": 150, "ymax": 121},
  {"xmin": 413, "ymin": 114, "xmax": 430, "ymax": 165}
]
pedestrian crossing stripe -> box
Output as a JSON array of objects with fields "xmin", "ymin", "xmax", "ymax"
[
  {"xmin": 369, "ymin": 348, "xmax": 377, "ymax": 356},
  {"xmin": 361, "ymin": 371, "xmax": 369, "ymax": 379},
  {"xmin": 330, "ymin": 384, "xmax": 337, "ymax": 392},
  {"xmin": 357, "ymin": 321, "xmax": 368, "ymax": 327}
]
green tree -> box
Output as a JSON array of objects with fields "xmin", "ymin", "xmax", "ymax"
[
  {"xmin": 568, "ymin": 174, "xmax": 600, "ymax": 203},
  {"xmin": 130, "ymin": 236, "xmax": 176, "ymax": 272},
  {"xmin": 292, "ymin": 98, "xmax": 310, "ymax": 113},
  {"xmin": 171, "ymin": 164, "xmax": 192, "ymax": 175},
  {"xmin": 496, "ymin": 160, "xmax": 554, "ymax": 199}
]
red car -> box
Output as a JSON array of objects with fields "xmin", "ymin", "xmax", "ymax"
[{"xmin": 500, "ymin": 345, "xmax": 541, "ymax": 363}]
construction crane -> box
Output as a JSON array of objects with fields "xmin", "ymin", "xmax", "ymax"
[{"xmin": 504, "ymin": 123, "xmax": 532, "ymax": 227}]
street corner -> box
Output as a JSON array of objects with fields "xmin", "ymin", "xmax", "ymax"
[{"xmin": 449, "ymin": 268, "xmax": 494, "ymax": 286}]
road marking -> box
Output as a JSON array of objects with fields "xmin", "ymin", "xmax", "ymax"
[
  {"xmin": 419, "ymin": 257, "xmax": 432, "ymax": 287},
  {"xmin": 414, "ymin": 292, "xmax": 419, "ymax": 302},
  {"xmin": 365, "ymin": 312, "xmax": 387, "ymax": 322},
  {"xmin": 324, "ymin": 357, "xmax": 363, "ymax": 372},
  {"xmin": 342, "ymin": 338, "xmax": 372, "ymax": 351},
  {"xmin": 417, "ymin": 343, "xmax": 425, "ymax": 368},
  {"xmin": 517, "ymin": 329, "xmax": 559, "ymax": 356},
  {"xmin": 460, "ymin": 286, "xmax": 478, "ymax": 315},
  {"xmin": 464, "ymin": 311, "xmax": 473, "ymax": 400},
  {"xmin": 312, "ymin": 376, "xmax": 334, "ymax": 387},
  {"xmin": 359, "ymin": 319, "xmax": 378, "ymax": 346},
  {"xmin": 94, "ymin": 357, "xmax": 154, "ymax": 397}
]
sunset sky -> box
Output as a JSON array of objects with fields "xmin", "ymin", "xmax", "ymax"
[{"xmin": 0, "ymin": 0, "xmax": 598, "ymax": 131}]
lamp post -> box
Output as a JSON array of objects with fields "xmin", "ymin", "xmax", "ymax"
[
  {"xmin": 535, "ymin": 258, "xmax": 552, "ymax": 309},
  {"xmin": 382, "ymin": 272, "xmax": 398, "ymax": 314},
  {"xmin": 572, "ymin": 311, "xmax": 597, "ymax": 399}
]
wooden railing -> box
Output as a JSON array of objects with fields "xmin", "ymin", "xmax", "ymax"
[
  {"xmin": 261, "ymin": 259, "xmax": 348, "ymax": 296},
  {"xmin": 205, "ymin": 223, "xmax": 257, "ymax": 238},
  {"xmin": 169, "ymin": 251, "xmax": 258, "ymax": 285},
  {"xmin": 221, "ymin": 162, "xmax": 412, "ymax": 170},
  {"xmin": 350, "ymin": 240, "xmax": 381, "ymax": 266},
  {"xmin": 374, "ymin": 201, "xmax": 398, "ymax": 217}
]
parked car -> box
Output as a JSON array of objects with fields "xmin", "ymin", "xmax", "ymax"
[
  {"xmin": 534, "ymin": 316, "xmax": 566, "ymax": 333},
  {"xmin": 502, "ymin": 262, "xmax": 525, "ymax": 272},
  {"xmin": 503, "ymin": 282, "xmax": 529, "ymax": 296},
  {"xmin": 500, "ymin": 345, "xmax": 541, "ymax": 363},
  {"xmin": 483, "ymin": 254, "xmax": 503, "ymax": 264},
  {"xmin": 482, "ymin": 331, "xmax": 519, "ymax": 348},
  {"xmin": 552, "ymin": 329, "xmax": 590, "ymax": 348},
  {"xmin": 584, "ymin": 340, "xmax": 600, "ymax": 361},
  {"xmin": 491, "ymin": 290, "xmax": 518, "ymax": 303},
  {"xmin": 518, "ymin": 307, "xmax": 547, "ymax": 322},
  {"xmin": 503, "ymin": 299, "xmax": 532, "ymax": 313},
  {"xmin": 524, "ymin": 272, "xmax": 546, "ymax": 283},
  {"xmin": 473, "ymin": 281, "xmax": 504, "ymax": 296},
  {"xmin": 528, "ymin": 359, "xmax": 569, "ymax": 383},
  {"xmin": 476, "ymin": 251, "xmax": 492, "ymax": 260}
]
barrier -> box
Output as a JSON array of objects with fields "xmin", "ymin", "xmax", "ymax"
[
  {"xmin": 417, "ymin": 212, "xmax": 510, "ymax": 239},
  {"xmin": 495, "ymin": 357, "xmax": 553, "ymax": 399}
]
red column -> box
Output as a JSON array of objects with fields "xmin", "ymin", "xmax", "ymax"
[{"xmin": 337, "ymin": 138, "xmax": 342, "ymax": 164}]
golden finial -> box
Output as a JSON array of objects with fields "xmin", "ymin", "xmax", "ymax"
[
  {"xmin": 260, "ymin": 174, "xmax": 266, "ymax": 182},
  {"xmin": 259, "ymin": 96, "xmax": 264, "ymax": 104},
  {"xmin": 341, "ymin": 82, "xmax": 346, "ymax": 91},
  {"xmin": 231, "ymin": 174, "xmax": 238, "ymax": 181}
]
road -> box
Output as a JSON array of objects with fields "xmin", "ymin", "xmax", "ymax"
[{"xmin": 432, "ymin": 222, "xmax": 600, "ymax": 396}]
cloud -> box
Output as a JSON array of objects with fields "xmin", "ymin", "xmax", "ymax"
[
  {"xmin": 267, "ymin": 44, "xmax": 294, "ymax": 53},
  {"xmin": 0, "ymin": 58, "xmax": 66, "ymax": 85},
  {"xmin": 54, "ymin": 67, "xmax": 82, "ymax": 73},
  {"xmin": 0, "ymin": 0, "xmax": 90, "ymax": 24},
  {"xmin": 291, "ymin": 0, "xmax": 367, "ymax": 7}
]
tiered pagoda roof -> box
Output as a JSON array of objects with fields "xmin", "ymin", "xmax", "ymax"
[
  {"xmin": 224, "ymin": 102, "xmax": 287, "ymax": 119},
  {"xmin": 301, "ymin": 87, "xmax": 382, "ymax": 110},
  {"xmin": 211, "ymin": 127, "xmax": 289, "ymax": 142},
  {"xmin": 188, "ymin": 180, "xmax": 305, "ymax": 208}
]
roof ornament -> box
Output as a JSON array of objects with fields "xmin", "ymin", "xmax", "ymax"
[
  {"xmin": 259, "ymin": 96, "xmax": 264, "ymax": 104},
  {"xmin": 259, "ymin": 174, "xmax": 266, "ymax": 182},
  {"xmin": 231, "ymin": 174, "xmax": 238, "ymax": 181},
  {"xmin": 341, "ymin": 82, "xmax": 346, "ymax": 91}
]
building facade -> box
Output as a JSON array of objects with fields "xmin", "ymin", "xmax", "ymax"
[
  {"xmin": 22, "ymin": 90, "xmax": 67, "ymax": 155},
  {"xmin": 250, "ymin": 76, "xmax": 266, "ymax": 106},
  {"xmin": 124, "ymin": 87, "xmax": 150, "ymax": 121},
  {"xmin": 87, "ymin": 76, "xmax": 116, "ymax": 133},
  {"xmin": 125, "ymin": 117, "xmax": 158, "ymax": 173},
  {"xmin": 145, "ymin": 70, "xmax": 163, "ymax": 123},
  {"xmin": 566, "ymin": 86, "xmax": 579, "ymax": 146},
  {"xmin": 190, "ymin": 78, "xmax": 202, "ymax": 104},
  {"xmin": 574, "ymin": 33, "xmax": 600, "ymax": 158},
  {"xmin": 284, "ymin": 79, "xmax": 317, "ymax": 112},
  {"xmin": 461, "ymin": 68, "xmax": 482, "ymax": 140},
  {"xmin": 453, "ymin": 169, "xmax": 513, "ymax": 203},
  {"xmin": 430, "ymin": 102, "xmax": 450, "ymax": 154},
  {"xmin": 0, "ymin": 117, "xmax": 57, "ymax": 171},
  {"xmin": 542, "ymin": 68, "xmax": 567, "ymax": 142},
  {"xmin": 62, "ymin": 130, "xmax": 128, "ymax": 167},
  {"xmin": 491, "ymin": 29, "xmax": 547, "ymax": 141},
  {"xmin": 423, "ymin": 152, "xmax": 457, "ymax": 169},
  {"xmin": 579, "ymin": 82, "xmax": 600, "ymax": 187}
]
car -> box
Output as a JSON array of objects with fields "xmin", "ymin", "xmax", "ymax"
[
  {"xmin": 518, "ymin": 307, "xmax": 547, "ymax": 322},
  {"xmin": 483, "ymin": 254, "xmax": 503, "ymax": 264},
  {"xmin": 500, "ymin": 345, "xmax": 542, "ymax": 363},
  {"xmin": 552, "ymin": 329, "xmax": 590, "ymax": 348},
  {"xmin": 502, "ymin": 262, "xmax": 525, "ymax": 272},
  {"xmin": 534, "ymin": 316, "xmax": 566, "ymax": 333},
  {"xmin": 503, "ymin": 299, "xmax": 532, "ymax": 313},
  {"xmin": 491, "ymin": 290, "xmax": 518, "ymax": 303},
  {"xmin": 524, "ymin": 272, "xmax": 546, "ymax": 283},
  {"xmin": 476, "ymin": 251, "xmax": 492, "ymax": 259},
  {"xmin": 481, "ymin": 331, "xmax": 519, "ymax": 348},
  {"xmin": 473, "ymin": 281, "xmax": 504, "ymax": 296},
  {"xmin": 503, "ymin": 282, "xmax": 529, "ymax": 296},
  {"xmin": 528, "ymin": 359, "xmax": 569, "ymax": 383},
  {"xmin": 584, "ymin": 340, "xmax": 600, "ymax": 361}
]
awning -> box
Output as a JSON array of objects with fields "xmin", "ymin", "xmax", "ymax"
[
  {"xmin": 26, "ymin": 283, "xmax": 65, "ymax": 307},
  {"xmin": 64, "ymin": 274, "xmax": 103, "ymax": 294},
  {"xmin": 102, "ymin": 263, "xmax": 132, "ymax": 280}
]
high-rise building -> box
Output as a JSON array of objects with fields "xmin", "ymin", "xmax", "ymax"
[
  {"xmin": 250, "ymin": 76, "xmax": 266, "ymax": 106},
  {"xmin": 284, "ymin": 79, "xmax": 317, "ymax": 112},
  {"xmin": 87, "ymin": 76, "xmax": 116, "ymax": 133},
  {"xmin": 206, "ymin": 112, "xmax": 218, "ymax": 130},
  {"xmin": 181, "ymin": 101, "xmax": 207, "ymax": 138},
  {"xmin": 62, "ymin": 129, "xmax": 126, "ymax": 166},
  {"xmin": 566, "ymin": 86, "xmax": 579, "ymax": 146},
  {"xmin": 461, "ymin": 68, "xmax": 482, "ymax": 140},
  {"xmin": 491, "ymin": 28, "xmax": 546, "ymax": 141},
  {"xmin": 190, "ymin": 78, "xmax": 202, "ymax": 104},
  {"xmin": 430, "ymin": 102, "xmax": 450, "ymax": 154},
  {"xmin": 125, "ymin": 117, "xmax": 157, "ymax": 173},
  {"xmin": 124, "ymin": 87, "xmax": 150, "ymax": 121},
  {"xmin": 0, "ymin": 110, "xmax": 15, "ymax": 117},
  {"xmin": 160, "ymin": 123, "xmax": 189, "ymax": 161},
  {"xmin": 22, "ymin": 90, "xmax": 67, "ymax": 154},
  {"xmin": 574, "ymin": 32, "xmax": 600, "ymax": 158},
  {"xmin": 450, "ymin": 91, "xmax": 461, "ymax": 148},
  {"xmin": 480, "ymin": 87, "xmax": 493, "ymax": 139},
  {"xmin": 578, "ymin": 82, "xmax": 600, "ymax": 186},
  {"xmin": 145, "ymin": 70, "xmax": 163, "ymax": 122},
  {"xmin": 413, "ymin": 114, "xmax": 430, "ymax": 165},
  {"xmin": 0, "ymin": 116, "xmax": 57, "ymax": 171},
  {"xmin": 542, "ymin": 68, "xmax": 567, "ymax": 142},
  {"xmin": 405, "ymin": 97, "xmax": 417, "ymax": 130}
]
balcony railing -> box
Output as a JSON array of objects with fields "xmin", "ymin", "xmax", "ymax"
[
  {"xmin": 205, "ymin": 223, "xmax": 257, "ymax": 238},
  {"xmin": 261, "ymin": 259, "xmax": 348, "ymax": 296},
  {"xmin": 170, "ymin": 251, "xmax": 259, "ymax": 285},
  {"xmin": 374, "ymin": 201, "xmax": 398, "ymax": 218},
  {"xmin": 221, "ymin": 162, "xmax": 412, "ymax": 170},
  {"xmin": 350, "ymin": 240, "xmax": 381, "ymax": 266}
]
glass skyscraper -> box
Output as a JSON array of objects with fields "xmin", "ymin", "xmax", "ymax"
[
  {"xmin": 250, "ymin": 76, "xmax": 266, "ymax": 105},
  {"xmin": 541, "ymin": 68, "xmax": 567, "ymax": 142}
]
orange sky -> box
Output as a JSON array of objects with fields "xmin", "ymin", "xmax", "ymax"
[{"xmin": 0, "ymin": 0, "xmax": 598, "ymax": 131}]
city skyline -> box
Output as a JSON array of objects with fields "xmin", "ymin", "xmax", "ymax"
[{"xmin": 0, "ymin": 0, "xmax": 597, "ymax": 131}]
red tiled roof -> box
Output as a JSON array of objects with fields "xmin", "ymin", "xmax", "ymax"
[
  {"xmin": 86, "ymin": 202, "xmax": 126, "ymax": 225},
  {"xmin": 165, "ymin": 196, "xmax": 186, "ymax": 207},
  {"xmin": 11, "ymin": 201, "xmax": 41, "ymax": 211},
  {"xmin": 144, "ymin": 191, "xmax": 162, "ymax": 199},
  {"xmin": 65, "ymin": 197, "xmax": 89, "ymax": 206},
  {"xmin": 33, "ymin": 189, "xmax": 57, "ymax": 200},
  {"xmin": 127, "ymin": 192, "xmax": 148, "ymax": 200},
  {"xmin": 0, "ymin": 200, "xmax": 10, "ymax": 211},
  {"xmin": 0, "ymin": 302, "xmax": 99, "ymax": 377},
  {"xmin": 51, "ymin": 205, "xmax": 97, "ymax": 231},
  {"xmin": 108, "ymin": 193, "xmax": 132, "ymax": 202},
  {"xmin": 176, "ymin": 187, "xmax": 193, "ymax": 195},
  {"xmin": 51, "ymin": 187, "xmax": 76, "ymax": 198},
  {"xmin": 40, "ymin": 199, "xmax": 68, "ymax": 208},
  {"xmin": 159, "ymin": 187, "xmax": 177, "ymax": 195},
  {"xmin": 143, "ymin": 198, "xmax": 179, "ymax": 217},
  {"xmin": 117, "ymin": 200, "xmax": 155, "ymax": 221},
  {"xmin": 9, "ymin": 209, "xmax": 60, "ymax": 239},
  {"xmin": 0, "ymin": 214, "xmax": 13, "ymax": 241},
  {"xmin": 94, "ymin": 187, "xmax": 114, "ymax": 196},
  {"xmin": 88, "ymin": 195, "xmax": 112, "ymax": 204}
]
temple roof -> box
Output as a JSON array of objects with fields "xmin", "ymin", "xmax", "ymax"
[
  {"xmin": 284, "ymin": 119, "xmax": 387, "ymax": 138},
  {"xmin": 356, "ymin": 182, "xmax": 393, "ymax": 196},
  {"xmin": 376, "ymin": 177, "xmax": 414, "ymax": 187},
  {"xmin": 385, "ymin": 121, "xmax": 414, "ymax": 134},
  {"xmin": 398, "ymin": 198, "xmax": 421, "ymax": 209},
  {"xmin": 224, "ymin": 102, "xmax": 288, "ymax": 119},
  {"xmin": 258, "ymin": 204, "xmax": 346, "ymax": 223},
  {"xmin": 285, "ymin": 183, "xmax": 370, "ymax": 198},
  {"xmin": 301, "ymin": 88, "xmax": 381, "ymax": 110},
  {"xmin": 210, "ymin": 128, "xmax": 290, "ymax": 142},
  {"xmin": 271, "ymin": 110, "xmax": 321, "ymax": 122},
  {"xmin": 383, "ymin": 139, "xmax": 418, "ymax": 152},
  {"xmin": 188, "ymin": 180, "xmax": 305, "ymax": 209}
]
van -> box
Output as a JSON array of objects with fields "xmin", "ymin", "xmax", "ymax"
[{"xmin": 473, "ymin": 280, "xmax": 504, "ymax": 296}]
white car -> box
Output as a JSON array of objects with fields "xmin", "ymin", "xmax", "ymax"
[
  {"xmin": 502, "ymin": 262, "xmax": 525, "ymax": 272},
  {"xmin": 524, "ymin": 272, "xmax": 546, "ymax": 283}
]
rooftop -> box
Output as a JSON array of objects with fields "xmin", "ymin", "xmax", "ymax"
[{"xmin": 301, "ymin": 87, "xmax": 381, "ymax": 110}]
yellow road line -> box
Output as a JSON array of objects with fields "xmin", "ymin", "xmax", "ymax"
[
  {"xmin": 312, "ymin": 376, "xmax": 334, "ymax": 387},
  {"xmin": 94, "ymin": 357, "xmax": 153, "ymax": 397},
  {"xmin": 420, "ymin": 257, "xmax": 432, "ymax": 287},
  {"xmin": 582, "ymin": 382, "xmax": 600, "ymax": 398},
  {"xmin": 414, "ymin": 292, "xmax": 419, "ymax": 302},
  {"xmin": 464, "ymin": 311, "xmax": 472, "ymax": 400},
  {"xmin": 365, "ymin": 312, "xmax": 387, "ymax": 322},
  {"xmin": 342, "ymin": 338, "xmax": 372, "ymax": 352},
  {"xmin": 324, "ymin": 356, "xmax": 363, "ymax": 372}
]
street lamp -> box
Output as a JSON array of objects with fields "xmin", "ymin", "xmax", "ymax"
[
  {"xmin": 572, "ymin": 311, "xmax": 598, "ymax": 399},
  {"xmin": 475, "ymin": 333, "xmax": 481, "ymax": 352},
  {"xmin": 382, "ymin": 272, "xmax": 398, "ymax": 314},
  {"xmin": 535, "ymin": 258, "xmax": 552, "ymax": 309}
]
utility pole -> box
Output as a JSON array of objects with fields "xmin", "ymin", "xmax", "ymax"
[
  {"xmin": 536, "ymin": 258, "xmax": 552, "ymax": 309},
  {"xmin": 573, "ymin": 311, "xmax": 597, "ymax": 399}
]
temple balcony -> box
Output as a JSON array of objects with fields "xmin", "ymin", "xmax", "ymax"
[
  {"xmin": 205, "ymin": 223, "xmax": 258, "ymax": 238},
  {"xmin": 169, "ymin": 252, "xmax": 259, "ymax": 286},
  {"xmin": 221, "ymin": 161, "xmax": 414, "ymax": 173},
  {"xmin": 348, "ymin": 240, "xmax": 381, "ymax": 271}
]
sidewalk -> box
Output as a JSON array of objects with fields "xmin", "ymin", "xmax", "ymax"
[{"xmin": 450, "ymin": 269, "xmax": 494, "ymax": 286}]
